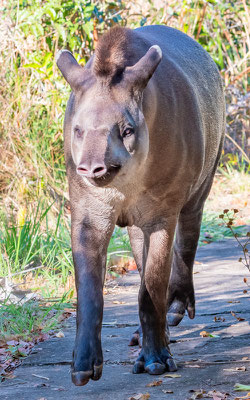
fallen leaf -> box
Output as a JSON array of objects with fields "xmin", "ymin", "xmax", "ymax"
[
  {"xmin": 163, "ymin": 373, "xmax": 181, "ymax": 378},
  {"xmin": 188, "ymin": 389, "xmax": 206, "ymax": 399},
  {"xmin": 207, "ymin": 390, "xmax": 229, "ymax": 399},
  {"xmin": 227, "ymin": 300, "xmax": 240, "ymax": 303},
  {"xmin": 129, "ymin": 393, "xmax": 150, "ymax": 400},
  {"xmin": 234, "ymin": 384, "xmax": 250, "ymax": 391},
  {"xmin": 214, "ymin": 316, "xmax": 225, "ymax": 322},
  {"xmin": 234, "ymin": 394, "xmax": 250, "ymax": 400},
  {"xmin": 200, "ymin": 331, "xmax": 220, "ymax": 338},
  {"xmin": 55, "ymin": 331, "xmax": 65, "ymax": 338},
  {"xmin": 146, "ymin": 380, "xmax": 162, "ymax": 387},
  {"xmin": 231, "ymin": 311, "xmax": 245, "ymax": 321},
  {"xmin": 127, "ymin": 260, "xmax": 137, "ymax": 271}
]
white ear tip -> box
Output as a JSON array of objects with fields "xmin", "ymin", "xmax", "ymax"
[
  {"xmin": 56, "ymin": 49, "xmax": 72, "ymax": 63},
  {"xmin": 151, "ymin": 45, "xmax": 162, "ymax": 58}
]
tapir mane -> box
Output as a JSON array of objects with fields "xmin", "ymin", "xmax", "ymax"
[{"xmin": 93, "ymin": 26, "xmax": 135, "ymax": 80}]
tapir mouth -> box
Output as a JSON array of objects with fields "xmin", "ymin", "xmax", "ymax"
[{"xmin": 85, "ymin": 165, "xmax": 121, "ymax": 187}]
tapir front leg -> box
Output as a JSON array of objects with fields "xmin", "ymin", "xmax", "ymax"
[
  {"xmin": 133, "ymin": 216, "xmax": 178, "ymax": 375},
  {"xmin": 70, "ymin": 198, "xmax": 116, "ymax": 386}
]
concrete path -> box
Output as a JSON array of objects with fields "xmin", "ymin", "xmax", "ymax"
[{"xmin": 1, "ymin": 239, "xmax": 250, "ymax": 399}]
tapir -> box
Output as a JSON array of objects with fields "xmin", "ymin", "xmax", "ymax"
[{"xmin": 56, "ymin": 25, "xmax": 225, "ymax": 386}]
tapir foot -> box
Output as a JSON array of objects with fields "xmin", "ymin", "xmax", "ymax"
[
  {"xmin": 132, "ymin": 347, "xmax": 177, "ymax": 375},
  {"xmin": 71, "ymin": 348, "xmax": 103, "ymax": 386},
  {"xmin": 167, "ymin": 297, "xmax": 195, "ymax": 326},
  {"xmin": 71, "ymin": 364, "xmax": 103, "ymax": 386}
]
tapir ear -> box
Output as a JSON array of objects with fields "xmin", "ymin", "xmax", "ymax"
[
  {"xmin": 124, "ymin": 45, "xmax": 162, "ymax": 94},
  {"xmin": 56, "ymin": 50, "xmax": 87, "ymax": 92}
]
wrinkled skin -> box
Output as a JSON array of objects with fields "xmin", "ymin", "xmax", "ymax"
[{"xmin": 57, "ymin": 25, "xmax": 225, "ymax": 386}]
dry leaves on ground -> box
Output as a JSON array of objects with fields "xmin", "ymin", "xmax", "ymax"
[
  {"xmin": 163, "ymin": 373, "xmax": 181, "ymax": 378},
  {"xmin": 0, "ymin": 339, "xmax": 36, "ymax": 381},
  {"xmin": 188, "ymin": 389, "xmax": 206, "ymax": 399},
  {"xmin": 223, "ymin": 366, "xmax": 247, "ymax": 372},
  {"xmin": 188, "ymin": 389, "xmax": 230, "ymax": 399},
  {"xmin": 146, "ymin": 379, "xmax": 162, "ymax": 387},
  {"xmin": 200, "ymin": 331, "xmax": 220, "ymax": 338},
  {"xmin": 231, "ymin": 311, "xmax": 245, "ymax": 321},
  {"xmin": 129, "ymin": 393, "xmax": 150, "ymax": 400},
  {"xmin": 55, "ymin": 331, "xmax": 65, "ymax": 338},
  {"xmin": 214, "ymin": 316, "xmax": 225, "ymax": 322},
  {"xmin": 234, "ymin": 384, "xmax": 250, "ymax": 391}
]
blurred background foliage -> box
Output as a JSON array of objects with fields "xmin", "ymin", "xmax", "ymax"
[{"xmin": 0, "ymin": 0, "xmax": 249, "ymax": 296}]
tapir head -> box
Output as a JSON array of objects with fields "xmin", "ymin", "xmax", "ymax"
[{"xmin": 56, "ymin": 28, "xmax": 162, "ymax": 188}]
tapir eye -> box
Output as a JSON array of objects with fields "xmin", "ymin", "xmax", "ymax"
[
  {"xmin": 74, "ymin": 126, "xmax": 83, "ymax": 139},
  {"xmin": 122, "ymin": 127, "xmax": 134, "ymax": 138}
]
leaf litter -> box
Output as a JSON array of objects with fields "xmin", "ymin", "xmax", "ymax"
[
  {"xmin": 146, "ymin": 379, "xmax": 162, "ymax": 387},
  {"xmin": 188, "ymin": 389, "xmax": 230, "ymax": 399},
  {"xmin": 129, "ymin": 393, "xmax": 150, "ymax": 400},
  {"xmin": 164, "ymin": 373, "xmax": 181, "ymax": 378},
  {"xmin": 0, "ymin": 302, "xmax": 75, "ymax": 381}
]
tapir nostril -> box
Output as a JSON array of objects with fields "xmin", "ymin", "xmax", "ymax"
[
  {"xmin": 92, "ymin": 166, "xmax": 106, "ymax": 175},
  {"xmin": 77, "ymin": 166, "xmax": 89, "ymax": 175}
]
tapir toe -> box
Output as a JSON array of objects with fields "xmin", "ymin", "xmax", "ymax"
[
  {"xmin": 71, "ymin": 363, "xmax": 103, "ymax": 386},
  {"xmin": 71, "ymin": 370, "xmax": 92, "ymax": 386}
]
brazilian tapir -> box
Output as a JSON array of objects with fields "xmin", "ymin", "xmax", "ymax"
[{"xmin": 56, "ymin": 25, "xmax": 225, "ymax": 386}]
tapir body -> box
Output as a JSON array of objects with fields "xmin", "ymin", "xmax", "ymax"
[{"xmin": 57, "ymin": 25, "xmax": 225, "ymax": 386}]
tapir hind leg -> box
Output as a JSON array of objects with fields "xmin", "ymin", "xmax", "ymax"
[
  {"xmin": 167, "ymin": 208, "xmax": 203, "ymax": 326},
  {"xmin": 167, "ymin": 172, "xmax": 217, "ymax": 326}
]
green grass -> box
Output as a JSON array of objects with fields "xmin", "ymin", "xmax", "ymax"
[
  {"xmin": 199, "ymin": 210, "xmax": 249, "ymax": 245},
  {"xmin": 0, "ymin": 202, "xmax": 133, "ymax": 297},
  {"xmin": 0, "ymin": 296, "xmax": 71, "ymax": 342},
  {"xmin": 1, "ymin": 200, "xmax": 248, "ymax": 297}
]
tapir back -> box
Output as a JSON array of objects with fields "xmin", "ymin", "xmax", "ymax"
[{"xmin": 136, "ymin": 26, "xmax": 225, "ymax": 193}]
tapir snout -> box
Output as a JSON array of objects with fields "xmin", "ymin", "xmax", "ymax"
[{"xmin": 72, "ymin": 126, "xmax": 124, "ymax": 184}]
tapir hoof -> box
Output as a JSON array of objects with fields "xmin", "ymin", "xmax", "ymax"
[
  {"xmin": 72, "ymin": 370, "xmax": 92, "ymax": 386},
  {"xmin": 167, "ymin": 299, "xmax": 195, "ymax": 326},
  {"xmin": 133, "ymin": 348, "xmax": 177, "ymax": 375},
  {"xmin": 167, "ymin": 311, "xmax": 185, "ymax": 326},
  {"xmin": 71, "ymin": 364, "xmax": 103, "ymax": 386},
  {"xmin": 145, "ymin": 362, "xmax": 166, "ymax": 375}
]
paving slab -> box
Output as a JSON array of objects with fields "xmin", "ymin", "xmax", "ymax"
[{"xmin": 1, "ymin": 238, "xmax": 249, "ymax": 400}]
